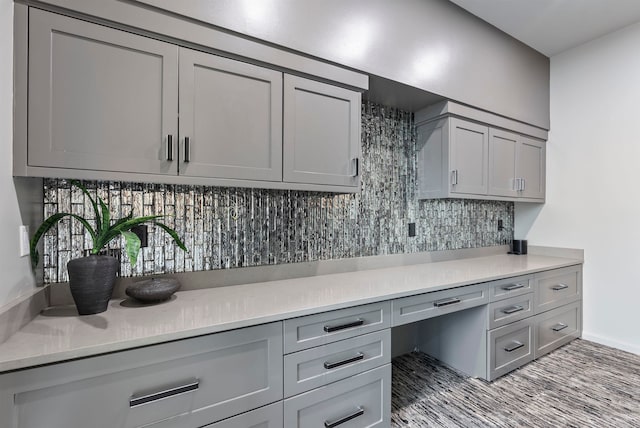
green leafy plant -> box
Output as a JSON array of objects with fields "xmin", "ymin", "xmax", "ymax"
[{"xmin": 30, "ymin": 180, "xmax": 187, "ymax": 269}]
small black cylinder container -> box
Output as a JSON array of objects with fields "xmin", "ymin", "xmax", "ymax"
[{"xmin": 509, "ymin": 239, "xmax": 528, "ymax": 255}]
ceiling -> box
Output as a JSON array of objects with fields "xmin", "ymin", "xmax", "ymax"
[{"xmin": 449, "ymin": 0, "xmax": 640, "ymax": 56}]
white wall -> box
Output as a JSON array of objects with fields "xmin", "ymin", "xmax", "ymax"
[
  {"xmin": 516, "ymin": 22, "xmax": 640, "ymax": 354},
  {"xmin": 0, "ymin": 0, "xmax": 37, "ymax": 309}
]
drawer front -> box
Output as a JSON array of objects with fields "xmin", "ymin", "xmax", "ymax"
[
  {"xmin": 284, "ymin": 364, "xmax": 391, "ymax": 428},
  {"xmin": 10, "ymin": 322, "xmax": 283, "ymax": 428},
  {"xmin": 535, "ymin": 301, "xmax": 582, "ymax": 359},
  {"xmin": 392, "ymin": 283, "xmax": 488, "ymax": 326},
  {"xmin": 535, "ymin": 266, "xmax": 582, "ymax": 313},
  {"xmin": 488, "ymin": 293, "xmax": 535, "ymax": 329},
  {"xmin": 488, "ymin": 319, "xmax": 534, "ymax": 381},
  {"xmin": 205, "ymin": 402, "xmax": 283, "ymax": 428},
  {"xmin": 284, "ymin": 330, "xmax": 390, "ymax": 397},
  {"xmin": 284, "ymin": 302, "xmax": 391, "ymax": 353},
  {"xmin": 488, "ymin": 275, "xmax": 533, "ymax": 302}
]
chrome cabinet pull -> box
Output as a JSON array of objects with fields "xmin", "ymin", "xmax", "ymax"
[
  {"xmin": 434, "ymin": 297, "xmax": 461, "ymax": 307},
  {"xmin": 521, "ymin": 178, "xmax": 526, "ymax": 191},
  {"xmin": 324, "ymin": 318, "xmax": 364, "ymax": 333},
  {"xmin": 130, "ymin": 379, "xmax": 199, "ymax": 407},
  {"xmin": 166, "ymin": 135, "xmax": 173, "ymax": 161},
  {"xmin": 552, "ymin": 323, "xmax": 568, "ymax": 332},
  {"xmin": 183, "ymin": 136, "xmax": 191, "ymax": 162},
  {"xmin": 451, "ymin": 169, "xmax": 458, "ymax": 185},
  {"xmin": 552, "ymin": 283, "xmax": 569, "ymax": 291},
  {"xmin": 502, "ymin": 305, "xmax": 524, "ymax": 315},
  {"xmin": 502, "ymin": 283, "xmax": 525, "ymax": 291},
  {"xmin": 324, "ymin": 406, "xmax": 364, "ymax": 428},
  {"xmin": 323, "ymin": 352, "xmax": 365, "ymax": 370},
  {"xmin": 352, "ymin": 158, "xmax": 359, "ymax": 177},
  {"xmin": 504, "ymin": 341, "xmax": 525, "ymax": 353}
]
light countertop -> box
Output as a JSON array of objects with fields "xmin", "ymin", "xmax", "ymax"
[{"xmin": 0, "ymin": 253, "xmax": 582, "ymax": 373}]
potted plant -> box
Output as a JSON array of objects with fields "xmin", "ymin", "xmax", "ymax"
[{"xmin": 30, "ymin": 180, "xmax": 187, "ymax": 315}]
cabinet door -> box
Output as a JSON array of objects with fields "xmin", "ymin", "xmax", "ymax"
[
  {"xmin": 517, "ymin": 136, "xmax": 545, "ymax": 200},
  {"xmin": 28, "ymin": 9, "xmax": 178, "ymax": 175},
  {"xmin": 449, "ymin": 118, "xmax": 489, "ymax": 195},
  {"xmin": 179, "ymin": 48, "xmax": 283, "ymax": 181},
  {"xmin": 488, "ymin": 128, "xmax": 518, "ymax": 197},
  {"xmin": 283, "ymin": 75, "xmax": 361, "ymax": 187}
]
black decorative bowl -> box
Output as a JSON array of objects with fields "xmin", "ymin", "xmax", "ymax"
[{"xmin": 125, "ymin": 278, "xmax": 181, "ymax": 303}]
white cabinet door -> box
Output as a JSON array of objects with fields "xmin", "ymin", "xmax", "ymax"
[
  {"xmin": 449, "ymin": 118, "xmax": 489, "ymax": 196},
  {"xmin": 28, "ymin": 9, "xmax": 178, "ymax": 175},
  {"xmin": 488, "ymin": 128, "xmax": 518, "ymax": 197},
  {"xmin": 179, "ymin": 48, "xmax": 283, "ymax": 181},
  {"xmin": 283, "ymin": 75, "xmax": 361, "ymax": 187},
  {"xmin": 517, "ymin": 136, "xmax": 545, "ymax": 200}
]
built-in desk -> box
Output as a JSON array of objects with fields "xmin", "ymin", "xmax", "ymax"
[{"xmin": 0, "ymin": 252, "xmax": 583, "ymax": 427}]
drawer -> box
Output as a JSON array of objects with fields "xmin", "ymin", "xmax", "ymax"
[
  {"xmin": 487, "ymin": 318, "xmax": 534, "ymax": 380},
  {"xmin": 284, "ymin": 302, "xmax": 391, "ymax": 353},
  {"xmin": 205, "ymin": 402, "xmax": 283, "ymax": 428},
  {"xmin": 284, "ymin": 364, "xmax": 391, "ymax": 428},
  {"xmin": 535, "ymin": 265, "xmax": 582, "ymax": 313},
  {"xmin": 488, "ymin": 275, "xmax": 533, "ymax": 302},
  {"xmin": 284, "ymin": 329, "xmax": 390, "ymax": 397},
  {"xmin": 392, "ymin": 282, "xmax": 488, "ymax": 326},
  {"xmin": 535, "ymin": 301, "xmax": 582, "ymax": 359},
  {"xmin": 488, "ymin": 293, "xmax": 534, "ymax": 329},
  {"xmin": 8, "ymin": 322, "xmax": 283, "ymax": 428}
]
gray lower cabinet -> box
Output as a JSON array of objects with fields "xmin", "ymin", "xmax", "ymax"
[
  {"xmin": 178, "ymin": 48, "xmax": 283, "ymax": 181},
  {"xmin": 535, "ymin": 301, "xmax": 582, "ymax": 359},
  {"xmin": 535, "ymin": 265, "xmax": 582, "ymax": 314},
  {"xmin": 204, "ymin": 402, "xmax": 283, "ymax": 428},
  {"xmin": 28, "ymin": 9, "xmax": 178, "ymax": 176},
  {"xmin": 0, "ymin": 322, "xmax": 283, "ymax": 428},
  {"xmin": 283, "ymin": 75, "xmax": 361, "ymax": 188},
  {"xmin": 284, "ymin": 364, "xmax": 391, "ymax": 428},
  {"xmin": 487, "ymin": 318, "xmax": 535, "ymax": 380}
]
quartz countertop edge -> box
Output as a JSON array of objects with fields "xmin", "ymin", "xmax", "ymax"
[{"xmin": 0, "ymin": 254, "xmax": 582, "ymax": 373}]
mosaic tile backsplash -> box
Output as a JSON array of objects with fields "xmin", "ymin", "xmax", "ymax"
[{"xmin": 42, "ymin": 102, "xmax": 514, "ymax": 283}]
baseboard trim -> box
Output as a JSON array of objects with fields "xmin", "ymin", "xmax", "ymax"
[{"xmin": 582, "ymin": 332, "xmax": 640, "ymax": 355}]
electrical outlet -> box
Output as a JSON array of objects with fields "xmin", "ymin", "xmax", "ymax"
[
  {"xmin": 498, "ymin": 219, "xmax": 504, "ymax": 231},
  {"xmin": 19, "ymin": 225, "xmax": 30, "ymax": 257},
  {"xmin": 408, "ymin": 222, "xmax": 416, "ymax": 237},
  {"xmin": 132, "ymin": 225, "xmax": 148, "ymax": 247}
]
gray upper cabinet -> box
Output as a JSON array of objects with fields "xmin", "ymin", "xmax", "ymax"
[
  {"xmin": 489, "ymin": 129, "xmax": 545, "ymax": 201},
  {"xmin": 28, "ymin": 9, "xmax": 178, "ymax": 176},
  {"xmin": 417, "ymin": 101, "xmax": 546, "ymax": 203},
  {"xmin": 17, "ymin": 8, "xmax": 365, "ymax": 193},
  {"xmin": 417, "ymin": 117, "xmax": 489, "ymax": 199},
  {"xmin": 178, "ymin": 48, "xmax": 283, "ymax": 182},
  {"xmin": 283, "ymin": 75, "xmax": 361, "ymax": 187}
]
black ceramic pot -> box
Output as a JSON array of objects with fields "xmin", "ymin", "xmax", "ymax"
[{"xmin": 67, "ymin": 255, "xmax": 119, "ymax": 315}]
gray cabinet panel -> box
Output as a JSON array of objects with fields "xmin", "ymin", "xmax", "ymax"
[
  {"xmin": 535, "ymin": 265, "xmax": 582, "ymax": 314},
  {"xmin": 3, "ymin": 322, "xmax": 283, "ymax": 428},
  {"xmin": 449, "ymin": 118, "xmax": 489, "ymax": 196},
  {"xmin": 284, "ymin": 329, "xmax": 390, "ymax": 397},
  {"xmin": 517, "ymin": 136, "xmax": 546, "ymax": 200},
  {"xmin": 284, "ymin": 364, "xmax": 391, "ymax": 428},
  {"xmin": 488, "ymin": 293, "xmax": 534, "ymax": 330},
  {"xmin": 179, "ymin": 48, "xmax": 283, "ymax": 181},
  {"xmin": 489, "ymin": 129, "xmax": 518, "ymax": 197},
  {"xmin": 283, "ymin": 75, "xmax": 361, "ymax": 187},
  {"xmin": 205, "ymin": 402, "xmax": 283, "ymax": 428},
  {"xmin": 28, "ymin": 9, "xmax": 178, "ymax": 175},
  {"xmin": 487, "ymin": 318, "xmax": 534, "ymax": 381},
  {"xmin": 487, "ymin": 275, "xmax": 533, "ymax": 302},
  {"xmin": 535, "ymin": 301, "xmax": 582, "ymax": 359}
]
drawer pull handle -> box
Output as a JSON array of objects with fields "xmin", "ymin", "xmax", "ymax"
[
  {"xmin": 324, "ymin": 318, "xmax": 364, "ymax": 333},
  {"xmin": 166, "ymin": 134, "xmax": 173, "ymax": 161},
  {"xmin": 504, "ymin": 341, "xmax": 525, "ymax": 352},
  {"xmin": 502, "ymin": 283, "xmax": 525, "ymax": 291},
  {"xmin": 324, "ymin": 406, "xmax": 364, "ymax": 428},
  {"xmin": 434, "ymin": 297, "xmax": 461, "ymax": 307},
  {"xmin": 552, "ymin": 323, "xmax": 568, "ymax": 332},
  {"xmin": 183, "ymin": 136, "xmax": 191, "ymax": 162},
  {"xmin": 324, "ymin": 352, "xmax": 365, "ymax": 370},
  {"xmin": 130, "ymin": 379, "xmax": 199, "ymax": 407},
  {"xmin": 502, "ymin": 305, "xmax": 524, "ymax": 315},
  {"xmin": 552, "ymin": 283, "xmax": 569, "ymax": 291}
]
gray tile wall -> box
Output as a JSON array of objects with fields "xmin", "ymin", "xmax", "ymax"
[{"xmin": 42, "ymin": 102, "xmax": 513, "ymax": 283}]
